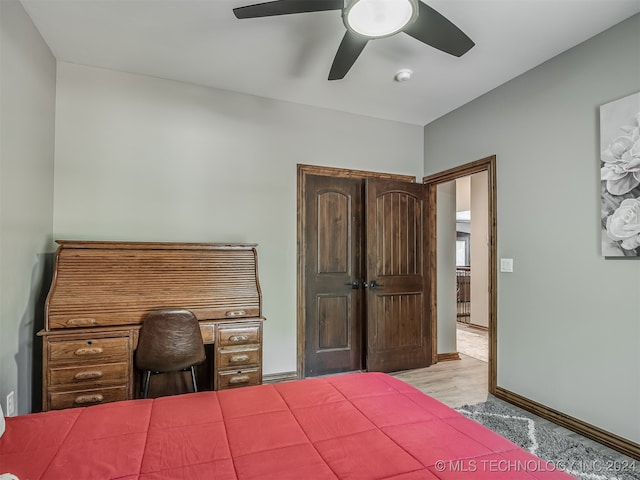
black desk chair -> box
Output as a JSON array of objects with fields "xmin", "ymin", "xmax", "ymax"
[{"xmin": 136, "ymin": 308, "xmax": 206, "ymax": 399}]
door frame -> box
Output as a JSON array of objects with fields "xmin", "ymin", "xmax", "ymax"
[
  {"xmin": 422, "ymin": 155, "xmax": 497, "ymax": 393},
  {"xmin": 296, "ymin": 164, "xmax": 416, "ymax": 378}
]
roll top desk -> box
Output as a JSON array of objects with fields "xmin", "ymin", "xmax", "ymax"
[{"xmin": 40, "ymin": 241, "xmax": 264, "ymax": 411}]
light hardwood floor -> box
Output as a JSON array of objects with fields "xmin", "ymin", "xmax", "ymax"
[
  {"xmin": 392, "ymin": 323, "xmax": 489, "ymax": 408},
  {"xmin": 391, "ymin": 354, "xmax": 488, "ymax": 408}
]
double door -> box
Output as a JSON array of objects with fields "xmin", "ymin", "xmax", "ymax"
[{"xmin": 303, "ymin": 174, "xmax": 431, "ymax": 376}]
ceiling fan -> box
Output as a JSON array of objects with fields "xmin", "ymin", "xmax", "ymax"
[{"xmin": 233, "ymin": 0, "xmax": 474, "ymax": 80}]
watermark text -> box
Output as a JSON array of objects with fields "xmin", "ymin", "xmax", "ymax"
[{"xmin": 433, "ymin": 458, "xmax": 637, "ymax": 474}]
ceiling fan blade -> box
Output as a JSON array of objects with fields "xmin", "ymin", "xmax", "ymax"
[
  {"xmin": 233, "ymin": 0, "xmax": 343, "ymax": 19},
  {"xmin": 403, "ymin": 1, "xmax": 474, "ymax": 57},
  {"xmin": 328, "ymin": 31, "xmax": 369, "ymax": 80}
]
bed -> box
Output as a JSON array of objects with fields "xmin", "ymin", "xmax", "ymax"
[{"xmin": 1, "ymin": 372, "xmax": 574, "ymax": 479}]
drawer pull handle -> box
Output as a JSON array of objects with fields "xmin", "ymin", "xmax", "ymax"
[
  {"xmin": 66, "ymin": 318, "xmax": 97, "ymax": 326},
  {"xmin": 74, "ymin": 347, "xmax": 104, "ymax": 356},
  {"xmin": 74, "ymin": 370, "xmax": 104, "ymax": 380},
  {"xmin": 229, "ymin": 375, "xmax": 250, "ymax": 385},
  {"xmin": 74, "ymin": 394, "xmax": 104, "ymax": 404},
  {"xmin": 225, "ymin": 310, "xmax": 246, "ymax": 317},
  {"xmin": 228, "ymin": 335, "xmax": 248, "ymax": 343},
  {"xmin": 230, "ymin": 354, "xmax": 250, "ymax": 363}
]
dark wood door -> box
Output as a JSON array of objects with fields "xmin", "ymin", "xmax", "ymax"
[
  {"xmin": 365, "ymin": 178, "xmax": 431, "ymax": 372},
  {"xmin": 304, "ymin": 175, "xmax": 364, "ymax": 376}
]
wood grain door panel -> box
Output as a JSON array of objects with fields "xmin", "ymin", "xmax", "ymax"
[
  {"xmin": 365, "ymin": 179, "xmax": 431, "ymax": 372},
  {"xmin": 304, "ymin": 175, "xmax": 363, "ymax": 376},
  {"xmin": 317, "ymin": 294, "xmax": 350, "ymax": 349},
  {"xmin": 371, "ymin": 293, "xmax": 424, "ymax": 350}
]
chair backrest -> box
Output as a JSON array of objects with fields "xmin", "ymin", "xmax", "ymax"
[{"xmin": 135, "ymin": 308, "xmax": 206, "ymax": 372}]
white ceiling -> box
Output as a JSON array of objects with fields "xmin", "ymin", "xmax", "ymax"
[{"xmin": 20, "ymin": 0, "xmax": 640, "ymax": 126}]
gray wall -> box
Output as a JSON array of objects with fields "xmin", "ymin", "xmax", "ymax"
[
  {"xmin": 470, "ymin": 171, "xmax": 488, "ymax": 328},
  {"xmin": 423, "ymin": 15, "xmax": 640, "ymax": 443},
  {"xmin": 436, "ymin": 181, "xmax": 457, "ymax": 355},
  {"xmin": 0, "ymin": 0, "xmax": 56, "ymax": 414},
  {"xmin": 52, "ymin": 62, "xmax": 424, "ymax": 376}
]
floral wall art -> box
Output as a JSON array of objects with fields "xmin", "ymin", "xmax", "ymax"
[{"xmin": 600, "ymin": 92, "xmax": 640, "ymax": 257}]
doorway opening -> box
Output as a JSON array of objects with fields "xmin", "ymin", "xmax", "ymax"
[
  {"xmin": 454, "ymin": 174, "xmax": 489, "ymax": 363},
  {"xmin": 423, "ymin": 156, "xmax": 497, "ymax": 395}
]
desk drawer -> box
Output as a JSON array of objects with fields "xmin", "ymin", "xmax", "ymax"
[
  {"xmin": 216, "ymin": 368, "xmax": 261, "ymax": 390},
  {"xmin": 50, "ymin": 362, "xmax": 129, "ymax": 386},
  {"xmin": 49, "ymin": 337, "xmax": 129, "ymax": 364},
  {"xmin": 217, "ymin": 325, "xmax": 260, "ymax": 347},
  {"xmin": 49, "ymin": 386, "xmax": 127, "ymax": 410},
  {"xmin": 217, "ymin": 347, "xmax": 260, "ymax": 368}
]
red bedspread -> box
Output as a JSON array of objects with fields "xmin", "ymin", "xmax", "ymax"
[{"xmin": 1, "ymin": 372, "xmax": 574, "ymax": 479}]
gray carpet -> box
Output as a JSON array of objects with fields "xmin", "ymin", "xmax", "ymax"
[{"xmin": 457, "ymin": 397, "xmax": 640, "ymax": 480}]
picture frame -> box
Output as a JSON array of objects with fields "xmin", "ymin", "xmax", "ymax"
[{"xmin": 599, "ymin": 91, "xmax": 640, "ymax": 257}]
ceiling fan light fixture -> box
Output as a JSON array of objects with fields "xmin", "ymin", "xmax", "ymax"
[{"xmin": 343, "ymin": 0, "xmax": 418, "ymax": 39}]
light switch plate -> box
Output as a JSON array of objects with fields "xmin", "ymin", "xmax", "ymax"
[{"xmin": 500, "ymin": 258, "xmax": 514, "ymax": 272}]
